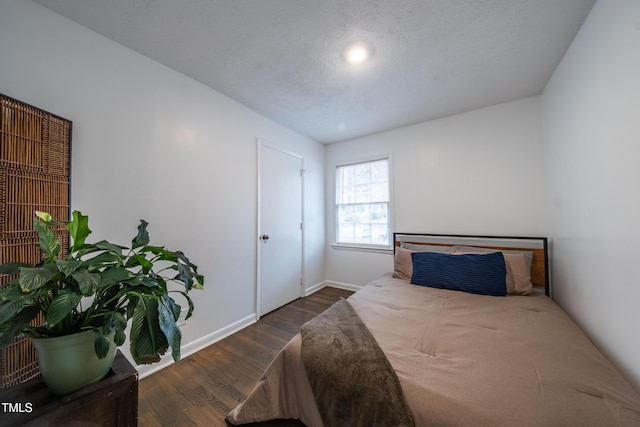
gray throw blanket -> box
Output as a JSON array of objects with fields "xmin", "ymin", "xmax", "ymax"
[{"xmin": 300, "ymin": 298, "xmax": 414, "ymax": 427}]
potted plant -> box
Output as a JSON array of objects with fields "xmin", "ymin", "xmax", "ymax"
[{"xmin": 0, "ymin": 211, "xmax": 204, "ymax": 394}]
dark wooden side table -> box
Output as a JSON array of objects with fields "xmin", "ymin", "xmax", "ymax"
[{"xmin": 0, "ymin": 350, "xmax": 138, "ymax": 426}]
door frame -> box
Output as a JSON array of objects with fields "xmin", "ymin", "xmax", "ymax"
[{"xmin": 256, "ymin": 138, "xmax": 305, "ymax": 319}]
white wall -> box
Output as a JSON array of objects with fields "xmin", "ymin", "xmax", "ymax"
[
  {"xmin": 325, "ymin": 96, "xmax": 547, "ymax": 286},
  {"xmin": 542, "ymin": 0, "xmax": 640, "ymax": 390},
  {"xmin": 0, "ymin": 0, "xmax": 325, "ymax": 376}
]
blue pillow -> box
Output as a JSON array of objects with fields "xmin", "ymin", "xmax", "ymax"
[{"xmin": 410, "ymin": 251, "xmax": 507, "ymax": 296}]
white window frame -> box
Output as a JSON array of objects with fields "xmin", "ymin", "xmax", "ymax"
[{"xmin": 333, "ymin": 155, "xmax": 393, "ymax": 252}]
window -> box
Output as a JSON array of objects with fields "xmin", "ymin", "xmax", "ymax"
[{"xmin": 335, "ymin": 158, "xmax": 390, "ymax": 248}]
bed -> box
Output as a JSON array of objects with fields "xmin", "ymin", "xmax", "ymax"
[{"xmin": 227, "ymin": 233, "xmax": 640, "ymax": 426}]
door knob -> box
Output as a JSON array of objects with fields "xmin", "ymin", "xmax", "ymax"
[{"xmin": 260, "ymin": 234, "xmax": 270, "ymax": 240}]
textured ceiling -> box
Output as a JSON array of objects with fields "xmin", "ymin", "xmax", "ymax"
[{"xmin": 32, "ymin": 0, "xmax": 595, "ymax": 143}]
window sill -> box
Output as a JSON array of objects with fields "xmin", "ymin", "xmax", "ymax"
[{"xmin": 331, "ymin": 244, "xmax": 394, "ymax": 254}]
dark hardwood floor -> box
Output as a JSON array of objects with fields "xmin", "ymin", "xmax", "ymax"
[{"xmin": 138, "ymin": 287, "xmax": 353, "ymax": 427}]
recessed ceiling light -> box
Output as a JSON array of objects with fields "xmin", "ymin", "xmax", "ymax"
[{"xmin": 344, "ymin": 43, "xmax": 371, "ymax": 64}]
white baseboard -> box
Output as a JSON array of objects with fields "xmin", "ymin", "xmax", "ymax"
[
  {"xmin": 305, "ymin": 281, "xmax": 327, "ymax": 295},
  {"xmin": 136, "ymin": 313, "xmax": 257, "ymax": 379},
  {"xmin": 323, "ymin": 280, "xmax": 362, "ymax": 292},
  {"xmin": 306, "ymin": 280, "xmax": 362, "ymax": 295}
]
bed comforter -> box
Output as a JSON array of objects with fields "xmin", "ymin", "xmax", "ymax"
[{"xmin": 227, "ymin": 274, "xmax": 640, "ymax": 426}]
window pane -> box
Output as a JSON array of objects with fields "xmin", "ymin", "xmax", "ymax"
[
  {"xmin": 338, "ymin": 224, "xmax": 356, "ymax": 243},
  {"xmin": 354, "ymin": 184, "xmax": 370, "ymax": 203},
  {"xmin": 335, "ymin": 158, "xmax": 390, "ymax": 247},
  {"xmin": 341, "ymin": 167, "xmax": 355, "ymax": 187},
  {"xmin": 337, "ymin": 205, "xmax": 357, "ymax": 224},
  {"xmin": 354, "ymin": 163, "xmax": 370, "ymax": 185},
  {"xmin": 370, "ymin": 202, "xmax": 387, "ymax": 222},
  {"xmin": 351, "ymin": 224, "xmax": 367, "ymax": 244},
  {"xmin": 370, "ymin": 160, "xmax": 387, "ymax": 182},
  {"xmin": 370, "ymin": 224, "xmax": 389, "ymax": 245},
  {"xmin": 370, "ymin": 183, "xmax": 388, "ymax": 202}
]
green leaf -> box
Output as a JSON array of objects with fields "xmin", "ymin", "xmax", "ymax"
[
  {"xmin": 125, "ymin": 276, "xmax": 160, "ymax": 288},
  {"xmin": 114, "ymin": 327, "xmax": 126, "ymax": 346},
  {"xmin": 0, "ymin": 285, "xmax": 22, "ymax": 301},
  {"xmin": 173, "ymin": 261, "xmax": 193, "ymax": 289},
  {"xmin": 143, "ymin": 246, "xmax": 176, "ymax": 261},
  {"xmin": 18, "ymin": 264, "xmax": 59, "ymax": 292},
  {"xmin": 192, "ymin": 274, "xmax": 204, "ymax": 290},
  {"xmin": 102, "ymin": 312, "xmax": 127, "ymax": 346},
  {"xmin": 154, "ymin": 275, "xmax": 167, "ymax": 290},
  {"xmin": 93, "ymin": 329, "xmax": 111, "ymax": 359},
  {"xmin": 172, "ymin": 290, "xmax": 195, "ymax": 320},
  {"xmin": 174, "ymin": 251, "xmax": 203, "ymax": 291},
  {"xmin": 35, "ymin": 211, "xmax": 52, "ymax": 222},
  {"xmin": 171, "ymin": 258, "xmax": 204, "ymax": 291},
  {"xmin": 0, "ymin": 289, "xmax": 35, "ymax": 325},
  {"xmin": 80, "ymin": 251, "xmax": 124, "ymax": 271},
  {"xmin": 132, "ymin": 220, "xmax": 150, "ymax": 248},
  {"xmin": 73, "ymin": 241, "xmax": 124, "ymax": 259},
  {"xmin": 66, "ymin": 211, "xmax": 91, "ymax": 251},
  {"xmin": 93, "ymin": 240, "xmax": 127, "ymax": 253},
  {"xmin": 71, "ymin": 270, "xmax": 101, "ymax": 295},
  {"xmin": 0, "ymin": 305, "xmax": 40, "ymax": 347},
  {"xmin": 98, "ymin": 267, "xmax": 131, "ymax": 287},
  {"xmin": 34, "ymin": 216, "xmax": 60, "ymax": 260},
  {"xmin": 132, "ymin": 254, "xmax": 153, "ymax": 272},
  {"xmin": 0, "ymin": 262, "xmax": 31, "ymax": 275},
  {"xmin": 46, "ymin": 289, "xmax": 82, "ymax": 326},
  {"xmin": 175, "ymin": 251, "xmax": 198, "ymax": 270},
  {"xmin": 129, "ymin": 297, "xmax": 168, "ymax": 365},
  {"xmin": 125, "ymin": 299, "xmax": 137, "ymax": 320},
  {"xmin": 158, "ymin": 295, "xmax": 182, "ymax": 362},
  {"xmin": 55, "ymin": 259, "xmax": 82, "ymax": 276}
]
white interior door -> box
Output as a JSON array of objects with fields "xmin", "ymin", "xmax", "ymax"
[{"xmin": 258, "ymin": 142, "xmax": 303, "ymax": 316}]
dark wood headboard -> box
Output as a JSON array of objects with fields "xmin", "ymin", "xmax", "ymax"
[{"xmin": 394, "ymin": 233, "xmax": 550, "ymax": 296}]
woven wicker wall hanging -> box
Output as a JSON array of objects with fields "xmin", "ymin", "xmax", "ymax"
[{"xmin": 0, "ymin": 94, "xmax": 71, "ymax": 388}]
